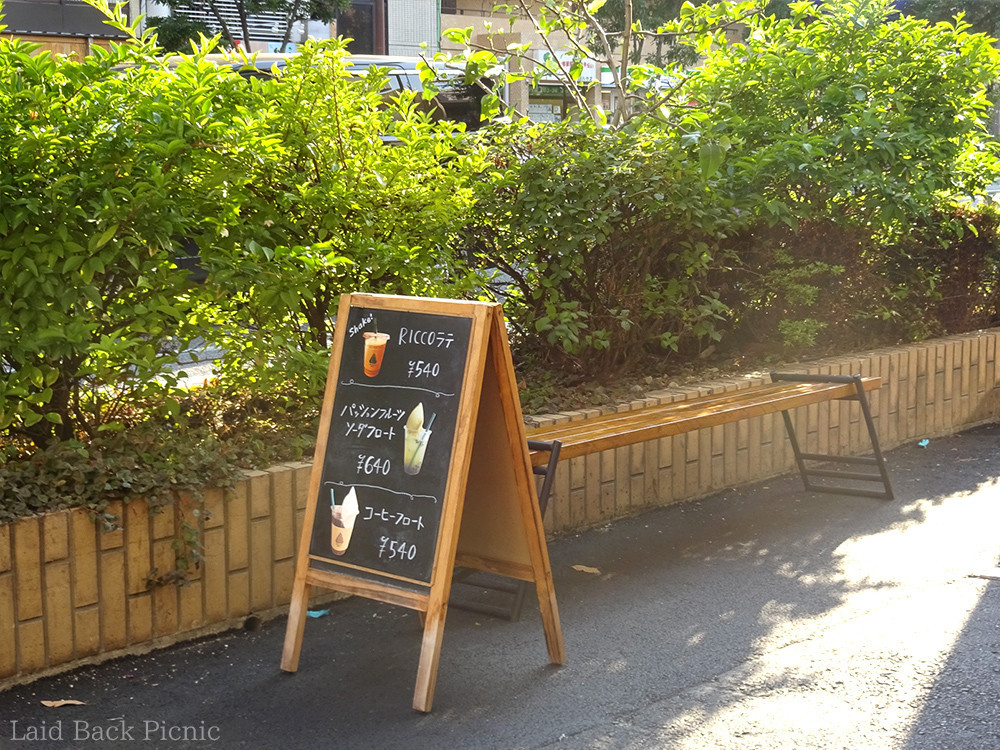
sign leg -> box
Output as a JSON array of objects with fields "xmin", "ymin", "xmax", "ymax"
[
  {"xmin": 280, "ymin": 577, "xmax": 311, "ymax": 673},
  {"xmin": 534, "ymin": 570, "xmax": 565, "ymax": 664},
  {"xmin": 412, "ymin": 602, "xmax": 447, "ymax": 712}
]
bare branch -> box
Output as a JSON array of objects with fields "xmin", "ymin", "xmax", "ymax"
[{"xmin": 578, "ymin": 0, "xmax": 631, "ymax": 126}]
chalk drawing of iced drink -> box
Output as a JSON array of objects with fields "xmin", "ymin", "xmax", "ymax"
[
  {"xmin": 330, "ymin": 487, "xmax": 360, "ymax": 556},
  {"xmin": 403, "ymin": 403, "xmax": 435, "ymax": 476},
  {"xmin": 362, "ymin": 332, "xmax": 390, "ymax": 377}
]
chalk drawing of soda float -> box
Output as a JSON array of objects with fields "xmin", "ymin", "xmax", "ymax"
[
  {"xmin": 330, "ymin": 486, "xmax": 360, "ymax": 555},
  {"xmin": 402, "ymin": 403, "xmax": 435, "ymax": 476}
]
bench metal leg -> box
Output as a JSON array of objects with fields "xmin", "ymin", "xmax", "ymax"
[
  {"xmin": 449, "ymin": 440, "xmax": 562, "ymax": 621},
  {"xmin": 771, "ymin": 372, "xmax": 894, "ymax": 500}
]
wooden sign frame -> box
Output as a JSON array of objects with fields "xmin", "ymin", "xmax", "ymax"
[{"xmin": 280, "ymin": 294, "xmax": 564, "ymax": 712}]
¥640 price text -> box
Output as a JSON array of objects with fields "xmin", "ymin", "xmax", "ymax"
[{"xmin": 356, "ymin": 453, "xmax": 391, "ymax": 476}]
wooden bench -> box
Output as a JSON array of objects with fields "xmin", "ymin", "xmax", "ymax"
[
  {"xmin": 450, "ymin": 372, "xmax": 894, "ymax": 620},
  {"xmin": 527, "ymin": 372, "xmax": 893, "ymax": 500}
]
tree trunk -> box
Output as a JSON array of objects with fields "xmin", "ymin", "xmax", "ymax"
[
  {"xmin": 619, "ymin": 0, "xmax": 632, "ymax": 85},
  {"xmin": 279, "ymin": 0, "xmax": 304, "ymax": 52},
  {"xmin": 205, "ymin": 1, "xmax": 237, "ymax": 48},
  {"xmin": 236, "ymin": 1, "xmax": 252, "ymax": 49}
]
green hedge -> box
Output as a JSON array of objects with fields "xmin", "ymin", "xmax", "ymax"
[
  {"xmin": 0, "ymin": 5, "xmax": 484, "ymax": 456},
  {"xmin": 455, "ymin": 0, "xmax": 1000, "ymax": 374}
]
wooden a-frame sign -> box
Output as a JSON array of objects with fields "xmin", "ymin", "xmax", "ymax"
[{"xmin": 280, "ymin": 294, "xmax": 564, "ymax": 712}]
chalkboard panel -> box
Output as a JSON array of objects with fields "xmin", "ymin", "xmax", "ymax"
[{"xmin": 306, "ymin": 305, "xmax": 474, "ymax": 590}]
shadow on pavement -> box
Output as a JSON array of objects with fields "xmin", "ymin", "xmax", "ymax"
[{"xmin": 902, "ymin": 579, "xmax": 1000, "ymax": 750}]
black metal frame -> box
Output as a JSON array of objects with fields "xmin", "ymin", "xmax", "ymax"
[
  {"xmin": 770, "ymin": 372, "xmax": 894, "ymax": 501},
  {"xmin": 448, "ymin": 440, "xmax": 562, "ymax": 621}
]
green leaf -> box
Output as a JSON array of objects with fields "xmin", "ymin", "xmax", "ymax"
[
  {"xmin": 699, "ymin": 142, "xmax": 725, "ymax": 177},
  {"xmin": 89, "ymin": 224, "xmax": 119, "ymax": 251},
  {"xmin": 62, "ymin": 254, "xmax": 85, "ymax": 274}
]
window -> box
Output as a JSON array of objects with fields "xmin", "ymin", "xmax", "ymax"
[{"xmin": 337, "ymin": 1, "xmax": 387, "ymax": 56}]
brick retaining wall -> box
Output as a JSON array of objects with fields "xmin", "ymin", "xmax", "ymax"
[
  {"xmin": 2, "ymin": 329, "xmax": 999, "ymax": 689},
  {"xmin": 0, "ymin": 461, "xmax": 323, "ymax": 689}
]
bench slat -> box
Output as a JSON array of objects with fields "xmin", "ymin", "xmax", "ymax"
[{"xmin": 526, "ymin": 376, "xmax": 881, "ymax": 465}]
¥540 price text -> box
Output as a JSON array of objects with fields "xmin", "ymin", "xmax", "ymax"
[{"xmin": 378, "ymin": 537, "xmax": 418, "ymax": 561}]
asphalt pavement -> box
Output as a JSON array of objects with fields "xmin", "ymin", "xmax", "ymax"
[{"xmin": 2, "ymin": 423, "xmax": 999, "ymax": 750}]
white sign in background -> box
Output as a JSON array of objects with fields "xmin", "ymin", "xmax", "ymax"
[{"xmin": 535, "ymin": 50, "xmax": 598, "ymax": 82}]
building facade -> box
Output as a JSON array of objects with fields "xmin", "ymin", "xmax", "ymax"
[
  {"xmin": 0, "ymin": 0, "xmax": 607, "ymax": 122},
  {"xmin": 153, "ymin": 0, "xmax": 436, "ymax": 56},
  {"xmin": 0, "ymin": 0, "xmax": 134, "ymax": 56}
]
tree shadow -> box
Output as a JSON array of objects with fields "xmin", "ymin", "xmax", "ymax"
[{"xmin": 901, "ymin": 579, "xmax": 1000, "ymax": 749}]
